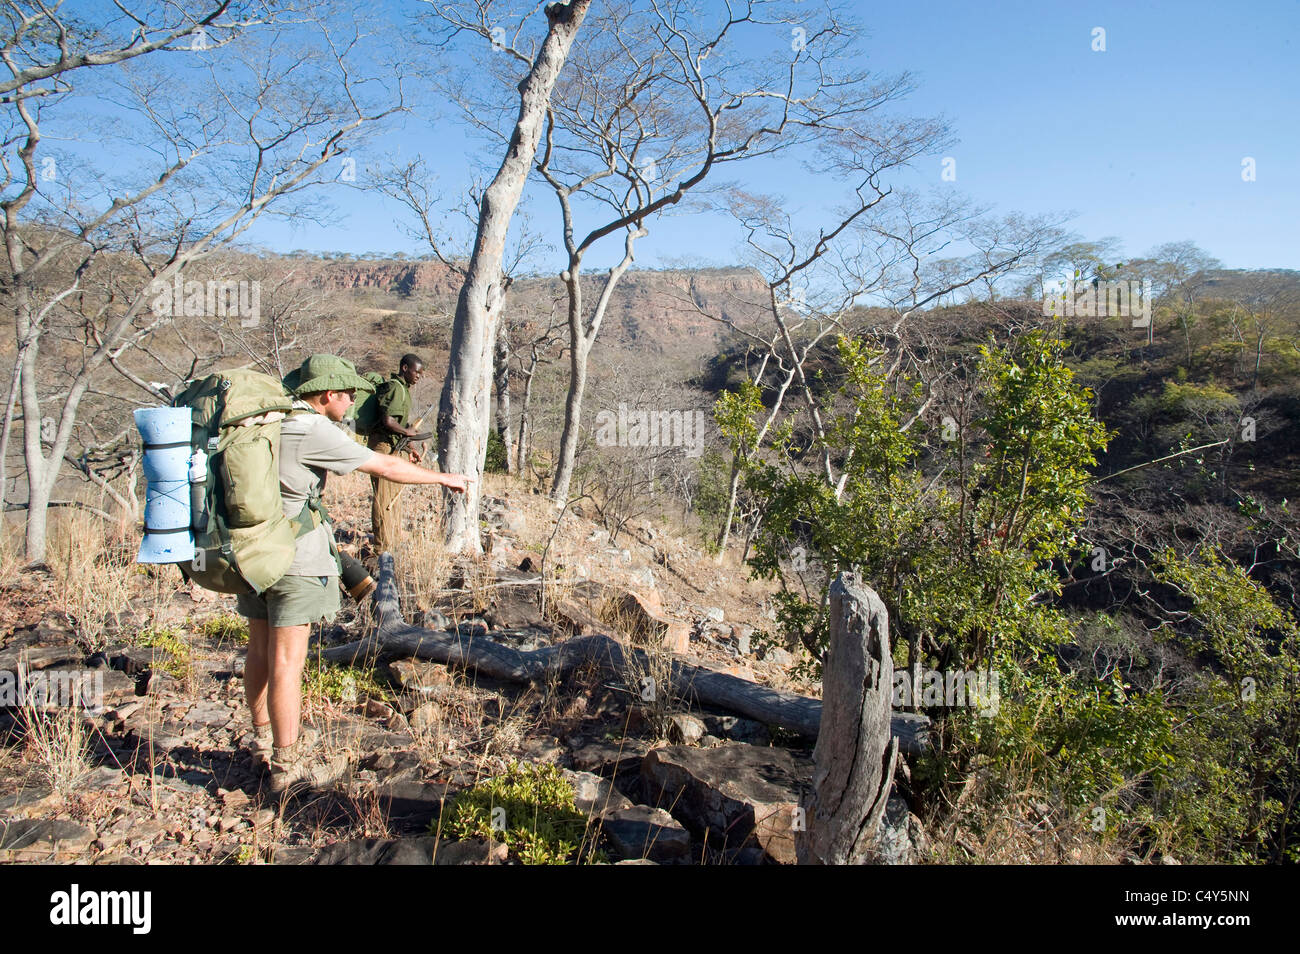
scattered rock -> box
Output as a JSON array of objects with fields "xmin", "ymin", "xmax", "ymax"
[
  {"xmin": 0, "ymin": 644, "xmax": 81, "ymax": 672},
  {"xmin": 0, "ymin": 785, "xmax": 58, "ymax": 817},
  {"xmin": 873, "ymin": 795, "xmax": 926, "ymax": 865},
  {"xmin": 667, "ymin": 713, "xmax": 706, "ymax": 745},
  {"xmin": 408, "ymin": 702, "xmax": 443, "ymax": 733},
  {"xmin": 569, "ymin": 739, "xmax": 649, "ymax": 776},
  {"xmin": 705, "ymin": 607, "xmax": 725, "ymax": 623},
  {"xmin": 370, "ymin": 780, "xmax": 450, "ymax": 825},
  {"xmin": 555, "ymin": 598, "xmax": 604, "ymax": 637},
  {"xmin": 641, "ymin": 743, "xmax": 811, "ymax": 864},
  {"xmin": 316, "ymin": 836, "xmax": 502, "ymax": 865},
  {"xmin": 629, "ymin": 567, "xmax": 655, "ymax": 590},
  {"xmin": 606, "ymin": 589, "xmax": 690, "ymax": 654},
  {"xmin": 601, "ymin": 806, "xmax": 692, "ymax": 864},
  {"xmin": 364, "ymin": 698, "xmax": 396, "ymax": 720},
  {"xmin": 106, "ymin": 700, "xmax": 143, "ymax": 722},
  {"xmin": 0, "ymin": 818, "xmax": 96, "ymax": 859},
  {"xmin": 703, "ymin": 715, "xmax": 771, "ymax": 746},
  {"xmin": 564, "ymin": 770, "xmax": 634, "ymax": 815},
  {"xmin": 183, "ymin": 701, "xmax": 233, "ymax": 728},
  {"xmin": 760, "ymin": 647, "xmax": 794, "ymax": 667},
  {"xmin": 388, "ymin": 659, "xmax": 451, "ymax": 696},
  {"xmin": 220, "ymin": 789, "xmax": 251, "ymax": 812}
]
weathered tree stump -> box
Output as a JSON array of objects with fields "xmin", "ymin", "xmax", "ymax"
[{"xmin": 796, "ymin": 572, "xmax": 898, "ymax": 865}]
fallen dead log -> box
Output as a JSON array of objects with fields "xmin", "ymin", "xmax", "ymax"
[{"xmin": 323, "ymin": 554, "xmax": 928, "ymax": 754}]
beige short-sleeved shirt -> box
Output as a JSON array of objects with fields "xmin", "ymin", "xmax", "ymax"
[{"xmin": 279, "ymin": 403, "xmax": 375, "ymax": 576}]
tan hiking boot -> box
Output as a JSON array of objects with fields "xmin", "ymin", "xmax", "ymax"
[
  {"xmin": 249, "ymin": 723, "xmax": 273, "ymax": 771},
  {"xmin": 249, "ymin": 724, "xmax": 316, "ymax": 771},
  {"xmin": 267, "ymin": 727, "xmax": 346, "ymax": 794}
]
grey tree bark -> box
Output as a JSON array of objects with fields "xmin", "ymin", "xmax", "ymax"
[
  {"xmin": 797, "ymin": 572, "xmax": 898, "ymax": 865},
  {"xmin": 436, "ymin": 0, "xmax": 590, "ymax": 551},
  {"xmin": 493, "ymin": 322, "xmax": 514, "ymax": 474}
]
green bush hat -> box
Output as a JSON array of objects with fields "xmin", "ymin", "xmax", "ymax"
[{"xmin": 290, "ymin": 354, "xmax": 376, "ymax": 396}]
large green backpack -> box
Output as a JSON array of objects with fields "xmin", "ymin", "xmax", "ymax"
[
  {"xmin": 349, "ymin": 371, "xmax": 390, "ymax": 436},
  {"xmin": 172, "ymin": 368, "xmax": 297, "ymax": 595}
]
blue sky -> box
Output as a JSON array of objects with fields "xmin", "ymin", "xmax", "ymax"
[{"xmin": 61, "ymin": 0, "xmax": 1300, "ymax": 272}]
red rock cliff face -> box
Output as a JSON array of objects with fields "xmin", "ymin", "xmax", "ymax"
[
  {"xmin": 307, "ymin": 260, "xmax": 768, "ymax": 359},
  {"xmin": 312, "ymin": 261, "xmax": 463, "ymax": 297},
  {"xmin": 516, "ymin": 268, "xmax": 769, "ymax": 359}
]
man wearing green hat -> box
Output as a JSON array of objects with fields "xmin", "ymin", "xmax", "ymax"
[{"xmin": 239, "ymin": 353, "xmax": 470, "ymax": 794}]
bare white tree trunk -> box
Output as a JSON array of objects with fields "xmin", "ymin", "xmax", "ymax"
[
  {"xmin": 516, "ymin": 358, "xmax": 536, "ymax": 475},
  {"xmin": 437, "ymin": 0, "xmax": 590, "ymax": 551},
  {"xmin": 0, "ymin": 345, "xmax": 25, "ymax": 511},
  {"xmin": 494, "ymin": 322, "xmax": 514, "ymax": 474},
  {"xmin": 549, "ymin": 226, "xmax": 644, "ymax": 504}
]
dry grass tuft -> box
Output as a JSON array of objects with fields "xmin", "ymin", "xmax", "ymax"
[
  {"xmin": 602, "ymin": 601, "xmax": 680, "ymax": 740},
  {"xmin": 921, "ymin": 761, "xmax": 1131, "ymax": 865},
  {"xmin": 394, "ymin": 505, "xmax": 454, "ymax": 613},
  {"xmin": 19, "ymin": 700, "xmax": 93, "ymax": 798},
  {"xmin": 0, "ymin": 517, "xmax": 24, "ymax": 586},
  {"xmin": 48, "ymin": 509, "xmax": 137, "ymax": 652}
]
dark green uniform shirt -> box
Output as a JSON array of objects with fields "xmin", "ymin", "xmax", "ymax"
[{"xmin": 377, "ymin": 373, "xmax": 412, "ymax": 430}]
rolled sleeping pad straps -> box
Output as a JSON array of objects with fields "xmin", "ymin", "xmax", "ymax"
[{"xmin": 134, "ymin": 407, "xmax": 196, "ymax": 564}]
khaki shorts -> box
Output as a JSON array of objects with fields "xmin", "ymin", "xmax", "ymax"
[{"xmin": 237, "ymin": 573, "xmax": 341, "ymax": 628}]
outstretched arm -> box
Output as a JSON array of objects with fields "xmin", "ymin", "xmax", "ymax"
[{"xmin": 358, "ymin": 452, "xmax": 471, "ymax": 492}]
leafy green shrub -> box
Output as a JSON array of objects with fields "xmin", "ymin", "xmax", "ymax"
[
  {"xmin": 200, "ymin": 613, "xmax": 249, "ymax": 644},
  {"xmin": 1148, "ymin": 548, "xmax": 1300, "ymax": 861},
  {"xmin": 484, "ymin": 428, "xmax": 509, "ymax": 473},
  {"xmin": 690, "ymin": 449, "xmax": 734, "ymax": 552},
  {"xmin": 725, "ymin": 330, "xmax": 1109, "ymax": 670},
  {"xmin": 136, "ymin": 625, "xmax": 192, "ymax": 679},
  {"xmin": 441, "ymin": 761, "xmax": 601, "ymax": 865},
  {"xmin": 302, "ymin": 659, "xmax": 389, "ymax": 706}
]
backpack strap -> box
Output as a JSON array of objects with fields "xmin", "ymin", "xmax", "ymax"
[{"xmin": 289, "ymin": 490, "xmax": 343, "ymax": 575}]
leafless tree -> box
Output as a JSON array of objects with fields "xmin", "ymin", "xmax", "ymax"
[
  {"xmin": 680, "ymin": 180, "xmax": 1067, "ymax": 552},
  {"xmin": 422, "ymin": 0, "xmax": 592, "ymax": 552},
  {"xmin": 530, "ymin": 0, "xmax": 955, "ymax": 505},
  {"xmin": 0, "ymin": 0, "xmax": 408, "ymax": 561},
  {"xmin": 370, "ymin": 152, "xmax": 554, "ymax": 477}
]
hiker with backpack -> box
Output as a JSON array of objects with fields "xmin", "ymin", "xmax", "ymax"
[
  {"xmin": 356, "ymin": 353, "xmax": 432, "ymax": 553},
  {"xmin": 237, "ymin": 354, "xmax": 468, "ymax": 792}
]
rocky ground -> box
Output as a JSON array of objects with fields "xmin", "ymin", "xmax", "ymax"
[{"xmin": 0, "ymin": 472, "xmax": 924, "ymax": 865}]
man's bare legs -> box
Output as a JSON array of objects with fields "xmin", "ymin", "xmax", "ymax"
[
  {"xmin": 266, "ymin": 623, "xmax": 311, "ymax": 747},
  {"xmin": 243, "ymin": 618, "xmax": 311, "ymax": 747},
  {"xmin": 245, "ymin": 618, "xmax": 270, "ymax": 728}
]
